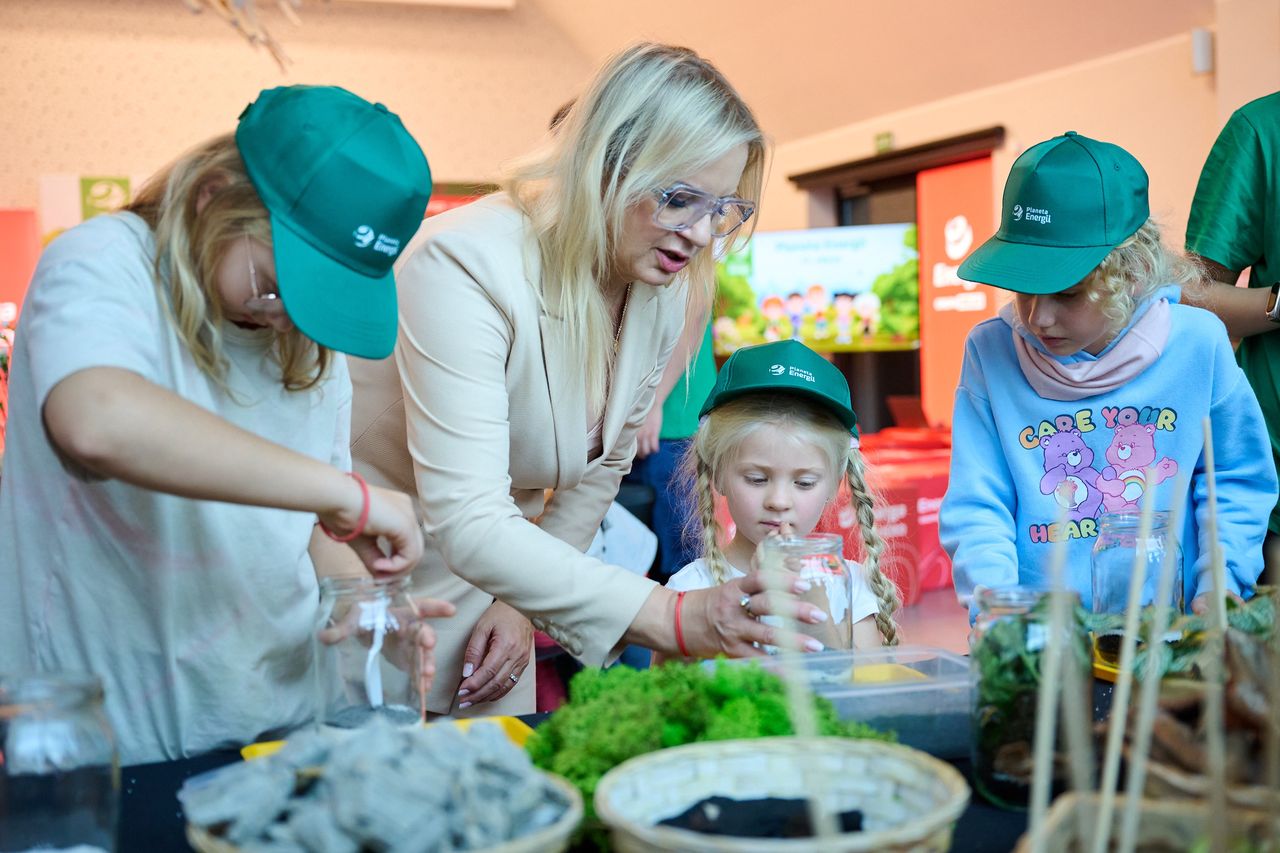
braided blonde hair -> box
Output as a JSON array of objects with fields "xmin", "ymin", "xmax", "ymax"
[
  {"xmin": 682, "ymin": 392, "xmax": 900, "ymax": 644},
  {"xmin": 846, "ymin": 449, "xmax": 899, "ymax": 645}
]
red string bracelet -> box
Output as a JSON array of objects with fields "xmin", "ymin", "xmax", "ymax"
[
  {"xmin": 674, "ymin": 591, "xmax": 691, "ymax": 657},
  {"xmin": 320, "ymin": 472, "xmax": 369, "ymax": 543}
]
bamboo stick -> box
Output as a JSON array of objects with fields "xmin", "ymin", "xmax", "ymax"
[
  {"xmin": 1028, "ymin": 504, "xmax": 1072, "ymax": 853},
  {"xmin": 1091, "ymin": 468, "xmax": 1160, "ymax": 853},
  {"xmin": 758, "ymin": 536, "xmax": 840, "ymax": 841},
  {"xmin": 1059, "ymin": 612, "xmax": 1096, "ymax": 847},
  {"xmin": 1118, "ymin": 476, "xmax": 1190, "ymax": 853},
  {"xmin": 1199, "ymin": 417, "xmax": 1229, "ymax": 853}
]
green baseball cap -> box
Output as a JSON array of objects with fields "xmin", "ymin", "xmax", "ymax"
[
  {"xmin": 236, "ymin": 85, "xmax": 432, "ymax": 359},
  {"xmin": 700, "ymin": 340, "xmax": 859, "ymax": 435},
  {"xmin": 958, "ymin": 131, "xmax": 1148, "ymax": 295}
]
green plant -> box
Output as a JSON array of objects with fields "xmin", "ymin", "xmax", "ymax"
[{"xmin": 971, "ymin": 596, "xmax": 1090, "ymax": 806}]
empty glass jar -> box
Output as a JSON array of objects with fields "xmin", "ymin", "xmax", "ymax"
[
  {"xmin": 1090, "ymin": 511, "xmax": 1184, "ymax": 665},
  {"xmin": 315, "ymin": 577, "xmax": 426, "ymax": 729},
  {"xmin": 1091, "ymin": 510, "xmax": 1184, "ymax": 614},
  {"xmin": 758, "ymin": 533, "xmax": 853, "ymax": 651},
  {"xmin": 0, "ymin": 673, "xmax": 119, "ymax": 853}
]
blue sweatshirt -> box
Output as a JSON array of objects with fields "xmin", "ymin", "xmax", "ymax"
[{"xmin": 941, "ymin": 287, "xmax": 1276, "ymax": 611}]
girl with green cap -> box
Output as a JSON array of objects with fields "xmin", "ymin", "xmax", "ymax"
[
  {"xmin": 941, "ymin": 131, "xmax": 1275, "ymax": 619},
  {"xmin": 662, "ymin": 339, "xmax": 900, "ymax": 662},
  {"xmin": 0, "ymin": 85, "xmax": 448, "ymax": 764}
]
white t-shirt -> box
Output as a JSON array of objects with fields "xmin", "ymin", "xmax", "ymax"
[
  {"xmin": 0, "ymin": 213, "xmax": 351, "ymax": 764},
  {"xmin": 666, "ymin": 557, "xmax": 881, "ymax": 628}
]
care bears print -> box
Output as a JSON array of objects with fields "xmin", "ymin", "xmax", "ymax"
[{"xmin": 1025, "ymin": 404, "xmax": 1180, "ymax": 540}]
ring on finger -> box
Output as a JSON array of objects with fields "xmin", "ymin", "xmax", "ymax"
[
  {"xmin": 738, "ymin": 593, "xmax": 755, "ymax": 618},
  {"xmin": 509, "ymin": 672, "xmax": 520, "ymax": 684}
]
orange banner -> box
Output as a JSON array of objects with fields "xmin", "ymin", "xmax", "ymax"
[
  {"xmin": 0, "ymin": 209, "xmax": 39, "ymax": 316},
  {"xmin": 917, "ymin": 158, "xmax": 998, "ymax": 428}
]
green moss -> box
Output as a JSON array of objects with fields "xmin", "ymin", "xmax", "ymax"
[{"xmin": 526, "ymin": 660, "xmax": 892, "ymax": 834}]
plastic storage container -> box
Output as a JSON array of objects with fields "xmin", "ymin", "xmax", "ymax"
[{"xmin": 710, "ymin": 645, "xmax": 972, "ymax": 758}]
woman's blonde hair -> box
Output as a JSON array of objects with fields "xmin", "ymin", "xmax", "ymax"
[
  {"xmin": 1084, "ymin": 218, "xmax": 1202, "ymax": 327},
  {"xmin": 505, "ymin": 42, "xmax": 767, "ymax": 415},
  {"xmin": 683, "ymin": 393, "xmax": 900, "ymax": 645},
  {"xmin": 126, "ymin": 133, "xmax": 330, "ymax": 391}
]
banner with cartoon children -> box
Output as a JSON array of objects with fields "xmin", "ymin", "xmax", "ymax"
[{"xmin": 713, "ymin": 223, "xmax": 919, "ymax": 354}]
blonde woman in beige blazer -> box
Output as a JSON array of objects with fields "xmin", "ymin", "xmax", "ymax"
[{"xmin": 347, "ymin": 44, "xmax": 833, "ymax": 716}]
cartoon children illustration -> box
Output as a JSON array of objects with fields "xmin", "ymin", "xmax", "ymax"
[
  {"xmin": 833, "ymin": 291, "xmax": 856, "ymax": 344},
  {"xmin": 853, "ymin": 292, "xmax": 881, "ymax": 338},
  {"xmin": 806, "ymin": 284, "xmax": 831, "ymax": 338},
  {"xmin": 761, "ymin": 295, "xmax": 788, "ymax": 342},
  {"xmin": 786, "ymin": 291, "xmax": 806, "ymax": 341}
]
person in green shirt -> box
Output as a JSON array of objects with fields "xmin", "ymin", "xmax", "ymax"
[
  {"xmin": 625, "ymin": 318, "xmax": 717, "ymax": 582},
  {"xmin": 1185, "ymin": 90, "xmax": 1280, "ymax": 583}
]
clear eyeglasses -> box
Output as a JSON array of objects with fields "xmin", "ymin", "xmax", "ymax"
[
  {"xmin": 242, "ymin": 233, "xmax": 290, "ymax": 325},
  {"xmin": 652, "ymin": 182, "xmax": 755, "ymax": 239}
]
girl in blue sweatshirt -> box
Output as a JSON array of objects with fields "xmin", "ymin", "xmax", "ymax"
[{"xmin": 940, "ymin": 131, "xmax": 1276, "ymax": 615}]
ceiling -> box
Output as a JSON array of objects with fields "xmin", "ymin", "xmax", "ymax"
[{"xmin": 528, "ymin": 0, "xmax": 1215, "ymax": 143}]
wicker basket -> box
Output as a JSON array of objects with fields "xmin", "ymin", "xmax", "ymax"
[
  {"xmin": 1012, "ymin": 791, "xmax": 1279, "ymax": 852},
  {"xmin": 593, "ymin": 737, "xmax": 970, "ymax": 852},
  {"xmin": 187, "ymin": 770, "xmax": 583, "ymax": 853}
]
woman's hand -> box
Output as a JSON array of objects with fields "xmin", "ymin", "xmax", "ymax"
[
  {"xmin": 318, "ymin": 482, "xmax": 424, "ymax": 576},
  {"xmin": 635, "ymin": 407, "xmax": 663, "ymax": 458},
  {"xmin": 678, "ymin": 572, "xmax": 828, "ymax": 658},
  {"xmin": 456, "ymin": 599, "xmax": 533, "ymax": 708}
]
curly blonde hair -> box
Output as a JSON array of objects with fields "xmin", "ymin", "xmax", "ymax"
[
  {"xmin": 505, "ymin": 43, "xmax": 767, "ymax": 417},
  {"xmin": 682, "ymin": 393, "xmax": 899, "ymax": 645},
  {"xmin": 126, "ymin": 133, "xmax": 331, "ymax": 391},
  {"xmin": 1082, "ymin": 218, "xmax": 1202, "ymax": 326}
]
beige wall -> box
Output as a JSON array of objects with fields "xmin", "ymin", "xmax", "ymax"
[
  {"xmin": 763, "ymin": 0, "xmax": 1280, "ymax": 243},
  {"xmin": 1215, "ymin": 0, "xmax": 1280, "ymax": 121},
  {"xmin": 760, "ymin": 34, "xmax": 1220, "ymax": 242},
  {"xmin": 0, "ymin": 0, "xmax": 592, "ymax": 210}
]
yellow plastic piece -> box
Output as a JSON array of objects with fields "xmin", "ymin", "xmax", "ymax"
[
  {"xmin": 850, "ymin": 663, "xmax": 930, "ymax": 684},
  {"xmin": 240, "ymin": 715, "xmax": 535, "ymax": 762}
]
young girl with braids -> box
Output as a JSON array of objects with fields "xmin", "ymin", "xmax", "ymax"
[{"xmin": 664, "ymin": 340, "xmax": 900, "ymax": 655}]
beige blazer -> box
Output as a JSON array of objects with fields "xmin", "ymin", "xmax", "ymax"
[{"xmin": 349, "ymin": 194, "xmax": 685, "ymax": 714}]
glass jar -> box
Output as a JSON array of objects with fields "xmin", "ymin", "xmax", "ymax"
[
  {"xmin": 969, "ymin": 587, "xmax": 1088, "ymax": 810},
  {"xmin": 314, "ymin": 577, "xmax": 426, "ymax": 729},
  {"xmin": 1090, "ymin": 511, "xmax": 1184, "ymax": 665},
  {"xmin": 0, "ymin": 674, "xmax": 119, "ymax": 853},
  {"xmin": 758, "ymin": 533, "xmax": 853, "ymax": 651}
]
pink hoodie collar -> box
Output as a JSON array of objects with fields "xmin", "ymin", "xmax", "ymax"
[{"xmin": 999, "ymin": 294, "xmax": 1172, "ymax": 401}]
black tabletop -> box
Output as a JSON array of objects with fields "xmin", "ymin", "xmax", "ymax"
[{"xmin": 121, "ymin": 685, "xmax": 1115, "ymax": 853}]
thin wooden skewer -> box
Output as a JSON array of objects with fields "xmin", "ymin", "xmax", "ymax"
[
  {"xmin": 759, "ymin": 537, "xmax": 840, "ymax": 842},
  {"xmin": 1028, "ymin": 503, "xmax": 1072, "ymax": 853},
  {"xmin": 1059, "ymin": 607, "xmax": 1096, "ymax": 846},
  {"xmin": 1091, "ymin": 468, "xmax": 1160, "ymax": 853},
  {"xmin": 1199, "ymin": 417, "xmax": 1229, "ymax": 853},
  {"xmin": 1118, "ymin": 476, "xmax": 1190, "ymax": 853}
]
